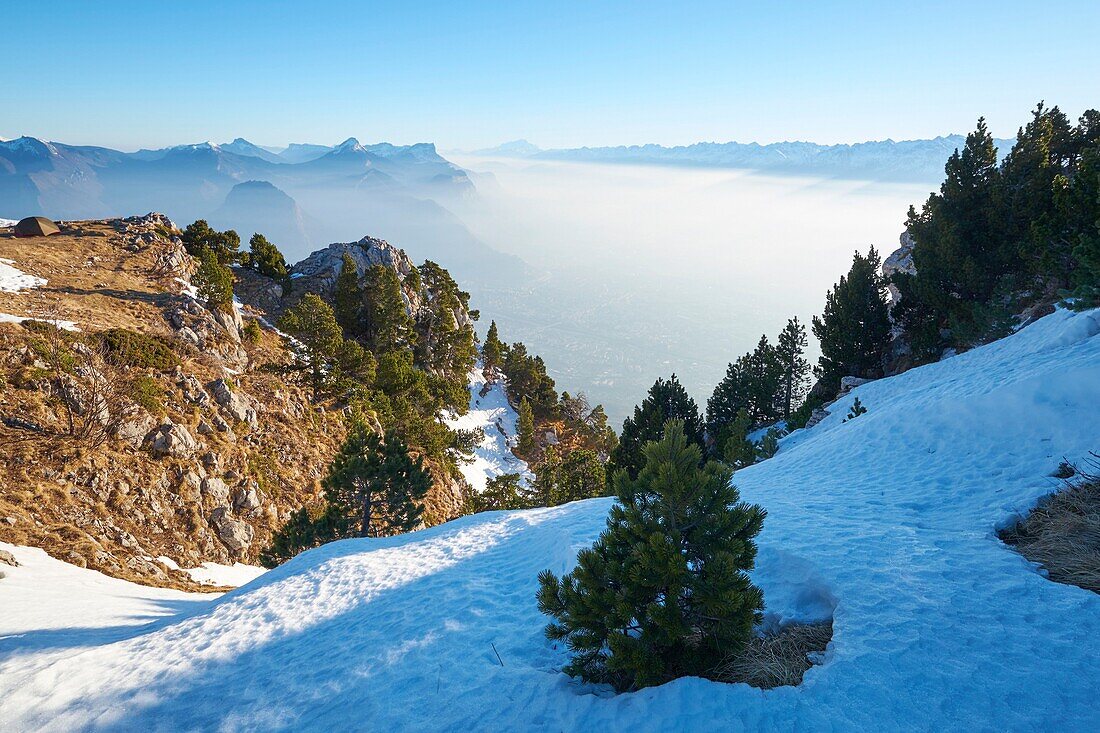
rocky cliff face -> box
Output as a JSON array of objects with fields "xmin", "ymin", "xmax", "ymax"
[
  {"xmin": 236, "ymin": 234, "xmax": 476, "ymax": 525},
  {"xmin": 0, "ymin": 216, "xmax": 340, "ymax": 588},
  {"xmin": 0, "ymin": 216, "xmax": 478, "ymax": 588}
]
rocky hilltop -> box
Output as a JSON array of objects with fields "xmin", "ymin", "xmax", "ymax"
[{"xmin": 0, "ymin": 214, "xmax": 474, "ymax": 588}]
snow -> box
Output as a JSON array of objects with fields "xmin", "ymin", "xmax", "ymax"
[
  {"xmin": 0, "ymin": 313, "xmax": 80, "ymax": 331},
  {"xmin": 0, "ymin": 543, "xmax": 222, "ymax": 666},
  {"xmin": 156, "ymin": 555, "xmax": 267, "ymax": 587},
  {"xmin": 0, "ymin": 257, "xmax": 47, "ymax": 292},
  {"xmin": 444, "ymin": 365, "xmax": 532, "ymax": 493},
  {"xmin": 182, "ymin": 562, "xmax": 268, "ymax": 588},
  {"xmin": 0, "ymin": 218, "xmax": 18, "ymax": 228},
  {"xmin": 1, "ymin": 308, "xmax": 1099, "ymax": 730}
]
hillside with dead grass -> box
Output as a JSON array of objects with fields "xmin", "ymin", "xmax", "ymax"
[{"xmin": 0, "ymin": 217, "xmax": 344, "ymax": 589}]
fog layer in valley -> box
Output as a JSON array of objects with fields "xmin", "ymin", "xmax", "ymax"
[{"xmin": 450, "ymin": 156, "xmax": 936, "ymax": 425}]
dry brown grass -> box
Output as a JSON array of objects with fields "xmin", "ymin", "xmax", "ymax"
[
  {"xmin": 711, "ymin": 621, "xmax": 833, "ymax": 689},
  {"xmin": 0, "ymin": 219, "xmax": 343, "ymax": 590},
  {"xmin": 1000, "ymin": 462, "xmax": 1100, "ymax": 594}
]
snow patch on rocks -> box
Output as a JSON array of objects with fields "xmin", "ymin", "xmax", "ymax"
[
  {"xmin": 182, "ymin": 561, "xmax": 266, "ymax": 588},
  {"xmin": 444, "ymin": 365, "xmax": 532, "ymax": 493},
  {"xmin": 0, "ymin": 313, "xmax": 80, "ymax": 331},
  {"xmin": 0, "ymin": 258, "xmax": 47, "ymax": 293}
]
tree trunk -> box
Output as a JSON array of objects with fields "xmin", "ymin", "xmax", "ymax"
[{"xmin": 360, "ymin": 492, "xmax": 374, "ymax": 537}]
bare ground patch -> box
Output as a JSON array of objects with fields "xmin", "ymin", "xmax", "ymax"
[
  {"xmin": 712, "ymin": 620, "xmax": 833, "ymax": 689},
  {"xmin": 1000, "ymin": 457, "xmax": 1100, "ymax": 594}
]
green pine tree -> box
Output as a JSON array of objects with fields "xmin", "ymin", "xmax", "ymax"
[
  {"xmin": 414, "ymin": 261, "xmax": 478, "ymax": 412},
  {"xmin": 193, "ymin": 247, "xmax": 235, "ymax": 313},
  {"xmin": 181, "ymin": 219, "xmax": 240, "ymax": 264},
  {"xmin": 537, "ymin": 420, "xmax": 766, "ymax": 692},
  {"xmin": 278, "ymin": 293, "xmax": 345, "ymax": 401},
  {"xmin": 719, "ymin": 409, "xmax": 756, "ymax": 469},
  {"xmin": 845, "ymin": 396, "xmax": 867, "ymax": 421},
  {"xmin": 247, "ymin": 233, "xmax": 290, "ymax": 285},
  {"xmin": 334, "ymin": 252, "xmax": 364, "ymax": 338},
  {"xmin": 775, "ymin": 317, "xmax": 810, "ymax": 420},
  {"xmin": 259, "ymin": 504, "xmax": 344, "ymax": 568},
  {"xmin": 363, "ymin": 263, "xmax": 415, "ymax": 354},
  {"xmin": 517, "ymin": 397, "xmax": 536, "ymax": 457},
  {"xmin": 610, "ymin": 374, "xmax": 705, "ymax": 481},
  {"xmin": 812, "ymin": 247, "xmax": 891, "ymax": 395},
  {"xmin": 323, "ymin": 424, "xmax": 431, "ymax": 538},
  {"xmin": 482, "ymin": 320, "xmax": 504, "ymax": 377},
  {"xmin": 466, "ymin": 472, "xmax": 529, "ymax": 513}
]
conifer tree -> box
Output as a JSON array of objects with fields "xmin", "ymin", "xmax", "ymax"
[
  {"xmin": 259, "ymin": 505, "xmax": 344, "ymax": 567},
  {"xmin": 181, "ymin": 219, "xmax": 240, "ymax": 264},
  {"xmin": 415, "ymin": 261, "xmax": 478, "ymax": 402},
  {"xmin": 516, "ymin": 397, "xmax": 536, "ymax": 457},
  {"xmin": 247, "ymin": 233, "xmax": 290, "ymax": 285},
  {"xmin": 706, "ymin": 358, "xmax": 749, "ymax": 442},
  {"xmin": 900, "ymin": 118, "xmax": 1007, "ymax": 353},
  {"xmin": 775, "ymin": 317, "xmax": 810, "ymax": 420},
  {"xmin": 363, "ymin": 263, "xmax": 415, "ymax": 354},
  {"xmin": 744, "ymin": 334, "xmax": 784, "ymax": 424},
  {"xmin": 610, "ymin": 374, "xmax": 705, "ymax": 481},
  {"xmin": 719, "ymin": 409, "xmax": 756, "ymax": 469},
  {"xmin": 532, "ymin": 447, "xmax": 606, "ymax": 506},
  {"xmin": 467, "ymin": 473, "xmax": 528, "ymax": 513},
  {"xmin": 502, "ymin": 342, "xmax": 558, "ymax": 416},
  {"xmin": 482, "ymin": 320, "xmax": 504, "ymax": 377},
  {"xmin": 334, "ymin": 252, "xmax": 363, "ymax": 338},
  {"xmin": 845, "ymin": 396, "xmax": 867, "ymax": 421},
  {"xmin": 193, "ymin": 247, "xmax": 235, "ymax": 313},
  {"xmin": 812, "ymin": 247, "xmax": 891, "ymax": 395},
  {"xmin": 537, "ymin": 420, "xmax": 765, "ymax": 692},
  {"xmin": 323, "ymin": 424, "xmax": 430, "ymax": 538},
  {"xmin": 754, "ymin": 428, "xmax": 781, "ymax": 461},
  {"xmin": 279, "ymin": 293, "xmax": 345, "ymax": 401}
]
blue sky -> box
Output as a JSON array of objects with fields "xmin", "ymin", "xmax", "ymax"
[{"xmin": 3, "ymin": 1, "xmax": 1098, "ymax": 150}]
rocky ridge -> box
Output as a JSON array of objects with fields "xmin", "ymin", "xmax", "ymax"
[{"xmin": 0, "ymin": 214, "xmax": 473, "ymax": 588}]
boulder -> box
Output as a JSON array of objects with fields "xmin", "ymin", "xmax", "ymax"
[
  {"xmin": 805, "ymin": 408, "xmax": 830, "ymax": 429},
  {"xmin": 212, "ymin": 307, "xmax": 244, "ymax": 343},
  {"xmin": 883, "ymin": 230, "xmax": 917, "ymax": 309},
  {"xmin": 201, "ymin": 477, "xmax": 230, "ymax": 505},
  {"xmin": 150, "ymin": 422, "xmax": 200, "ymax": 458},
  {"xmin": 839, "ymin": 376, "xmax": 873, "ymax": 395},
  {"xmin": 209, "ymin": 379, "xmax": 257, "ymax": 425},
  {"xmin": 176, "ymin": 370, "xmax": 209, "ymax": 405},
  {"xmin": 0, "ymin": 549, "xmax": 19, "ymax": 567},
  {"xmin": 233, "ymin": 480, "xmax": 263, "ymax": 512},
  {"xmin": 115, "ymin": 413, "xmax": 156, "ymax": 448},
  {"xmin": 210, "ymin": 507, "xmax": 253, "ymax": 553},
  {"xmin": 201, "ymin": 450, "xmax": 221, "ymax": 471}
]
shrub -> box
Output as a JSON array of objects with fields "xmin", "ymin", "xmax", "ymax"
[
  {"xmin": 130, "ymin": 374, "xmax": 164, "ymax": 414},
  {"xmin": 99, "ymin": 329, "xmax": 179, "ymax": 369},
  {"xmin": 845, "ymin": 397, "xmax": 867, "ymax": 421},
  {"xmin": 242, "ymin": 319, "xmax": 263, "ymax": 344}
]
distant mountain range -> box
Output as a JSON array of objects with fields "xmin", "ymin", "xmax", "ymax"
[
  {"xmin": 0, "ymin": 136, "xmax": 524, "ymax": 283},
  {"xmin": 469, "ymin": 136, "xmax": 1017, "ymax": 183}
]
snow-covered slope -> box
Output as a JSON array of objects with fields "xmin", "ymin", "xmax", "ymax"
[
  {"xmin": 445, "ymin": 365, "xmax": 531, "ymax": 493},
  {"xmin": 1, "ymin": 308, "xmax": 1098, "ymax": 731}
]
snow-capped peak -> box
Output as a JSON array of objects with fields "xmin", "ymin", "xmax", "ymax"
[
  {"xmin": 0, "ymin": 136, "xmax": 58, "ymax": 157},
  {"xmin": 333, "ymin": 137, "xmax": 366, "ymax": 154}
]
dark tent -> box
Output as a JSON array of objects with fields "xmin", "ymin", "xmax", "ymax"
[{"xmin": 14, "ymin": 217, "xmax": 60, "ymax": 238}]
